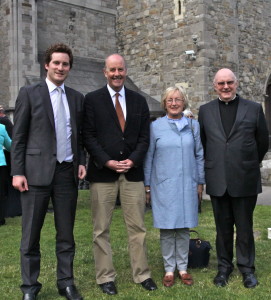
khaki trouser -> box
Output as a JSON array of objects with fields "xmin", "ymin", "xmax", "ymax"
[{"xmin": 90, "ymin": 174, "xmax": 151, "ymax": 284}]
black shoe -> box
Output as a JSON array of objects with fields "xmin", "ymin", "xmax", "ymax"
[
  {"xmin": 213, "ymin": 271, "xmax": 230, "ymax": 287},
  {"xmin": 59, "ymin": 285, "xmax": 83, "ymax": 300},
  {"xmin": 22, "ymin": 293, "xmax": 37, "ymax": 300},
  {"xmin": 0, "ymin": 219, "xmax": 5, "ymax": 226},
  {"xmin": 99, "ymin": 281, "xmax": 117, "ymax": 295},
  {"xmin": 140, "ymin": 278, "xmax": 157, "ymax": 291},
  {"xmin": 242, "ymin": 273, "xmax": 258, "ymax": 288}
]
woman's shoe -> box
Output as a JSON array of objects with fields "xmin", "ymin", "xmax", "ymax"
[
  {"xmin": 163, "ymin": 274, "xmax": 175, "ymax": 287},
  {"xmin": 179, "ymin": 273, "xmax": 193, "ymax": 286}
]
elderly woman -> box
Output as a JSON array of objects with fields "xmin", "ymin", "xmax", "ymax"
[
  {"xmin": 144, "ymin": 86, "xmax": 205, "ymax": 287},
  {"xmin": 0, "ymin": 124, "xmax": 12, "ymax": 226}
]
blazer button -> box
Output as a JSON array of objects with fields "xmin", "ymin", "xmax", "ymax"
[{"xmin": 120, "ymin": 151, "xmax": 123, "ymax": 154}]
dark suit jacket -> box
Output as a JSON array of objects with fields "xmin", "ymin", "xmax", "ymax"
[
  {"xmin": 198, "ymin": 96, "xmax": 269, "ymax": 197},
  {"xmin": 83, "ymin": 85, "xmax": 150, "ymax": 182},
  {"xmin": 11, "ymin": 80, "xmax": 85, "ymax": 186}
]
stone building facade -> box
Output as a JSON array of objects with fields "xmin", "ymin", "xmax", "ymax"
[
  {"xmin": 0, "ymin": 0, "xmax": 161, "ymax": 115},
  {"xmin": 0, "ymin": 0, "xmax": 117, "ymax": 108},
  {"xmin": 0, "ymin": 0, "xmax": 271, "ymax": 131},
  {"xmin": 117, "ymin": 0, "xmax": 271, "ymax": 114}
]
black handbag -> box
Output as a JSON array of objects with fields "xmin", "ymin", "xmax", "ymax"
[{"xmin": 188, "ymin": 230, "xmax": 212, "ymax": 268}]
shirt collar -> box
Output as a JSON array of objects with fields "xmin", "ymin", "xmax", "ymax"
[
  {"xmin": 107, "ymin": 84, "xmax": 125, "ymax": 98},
  {"xmin": 218, "ymin": 94, "xmax": 237, "ymax": 102},
  {"xmin": 46, "ymin": 78, "xmax": 65, "ymax": 93}
]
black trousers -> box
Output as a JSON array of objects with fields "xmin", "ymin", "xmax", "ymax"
[
  {"xmin": 0, "ymin": 166, "xmax": 9, "ymax": 222},
  {"xmin": 20, "ymin": 162, "xmax": 78, "ymax": 294},
  {"xmin": 211, "ymin": 191, "xmax": 257, "ymax": 274}
]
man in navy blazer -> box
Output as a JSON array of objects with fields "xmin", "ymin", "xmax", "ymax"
[
  {"xmin": 11, "ymin": 43, "xmax": 86, "ymax": 300},
  {"xmin": 83, "ymin": 54, "xmax": 157, "ymax": 295},
  {"xmin": 198, "ymin": 68, "xmax": 269, "ymax": 289}
]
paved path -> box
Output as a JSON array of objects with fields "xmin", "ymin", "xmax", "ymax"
[{"xmin": 203, "ymin": 185, "xmax": 271, "ymax": 205}]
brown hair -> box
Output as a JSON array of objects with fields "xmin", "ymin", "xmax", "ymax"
[{"xmin": 44, "ymin": 43, "xmax": 73, "ymax": 69}]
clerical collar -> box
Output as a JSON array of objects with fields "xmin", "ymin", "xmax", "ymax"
[{"xmin": 218, "ymin": 94, "xmax": 238, "ymax": 105}]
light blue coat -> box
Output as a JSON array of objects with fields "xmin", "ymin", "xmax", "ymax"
[
  {"xmin": 0, "ymin": 124, "xmax": 11, "ymax": 166},
  {"xmin": 144, "ymin": 116, "xmax": 205, "ymax": 229}
]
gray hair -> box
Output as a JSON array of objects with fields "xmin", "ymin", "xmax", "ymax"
[
  {"xmin": 183, "ymin": 109, "xmax": 194, "ymax": 118},
  {"xmin": 161, "ymin": 86, "xmax": 189, "ymax": 111}
]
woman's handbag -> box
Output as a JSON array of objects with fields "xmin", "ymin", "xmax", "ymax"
[{"xmin": 188, "ymin": 230, "xmax": 212, "ymax": 268}]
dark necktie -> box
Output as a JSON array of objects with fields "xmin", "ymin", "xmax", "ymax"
[
  {"xmin": 115, "ymin": 93, "xmax": 125, "ymax": 132},
  {"xmin": 56, "ymin": 87, "xmax": 67, "ymax": 163}
]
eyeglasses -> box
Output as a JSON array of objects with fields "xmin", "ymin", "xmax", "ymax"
[
  {"xmin": 216, "ymin": 81, "xmax": 235, "ymax": 87},
  {"xmin": 166, "ymin": 98, "xmax": 184, "ymax": 104}
]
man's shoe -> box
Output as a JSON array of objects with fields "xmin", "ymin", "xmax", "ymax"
[
  {"xmin": 59, "ymin": 285, "xmax": 83, "ymax": 300},
  {"xmin": 141, "ymin": 278, "xmax": 157, "ymax": 291},
  {"xmin": 213, "ymin": 271, "xmax": 230, "ymax": 287},
  {"xmin": 22, "ymin": 293, "xmax": 36, "ymax": 300},
  {"xmin": 99, "ymin": 281, "xmax": 117, "ymax": 295},
  {"xmin": 242, "ymin": 273, "xmax": 258, "ymax": 288}
]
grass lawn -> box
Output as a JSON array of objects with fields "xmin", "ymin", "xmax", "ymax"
[{"xmin": 1, "ymin": 190, "xmax": 271, "ymax": 300}]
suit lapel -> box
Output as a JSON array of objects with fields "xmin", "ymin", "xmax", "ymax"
[
  {"xmin": 40, "ymin": 81, "xmax": 55, "ymax": 130},
  {"xmin": 211, "ymin": 99, "xmax": 227, "ymax": 138},
  {"xmin": 65, "ymin": 87, "xmax": 77, "ymax": 139},
  {"xmin": 125, "ymin": 88, "xmax": 133, "ymax": 130},
  {"xmin": 228, "ymin": 97, "xmax": 248, "ymax": 139}
]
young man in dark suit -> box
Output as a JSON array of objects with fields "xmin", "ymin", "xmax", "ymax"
[
  {"xmin": 11, "ymin": 43, "xmax": 86, "ymax": 300},
  {"xmin": 83, "ymin": 54, "xmax": 157, "ymax": 295},
  {"xmin": 198, "ymin": 68, "xmax": 269, "ymax": 289}
]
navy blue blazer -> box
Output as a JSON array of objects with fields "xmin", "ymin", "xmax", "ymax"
[{"xmin": 83, "ymin": 85, "xmax": 150, "ymax": 182}]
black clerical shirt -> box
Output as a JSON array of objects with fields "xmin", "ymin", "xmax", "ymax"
[{"xmin": 218, "ymin": 95, "xmax": 239, "ymax": 138}]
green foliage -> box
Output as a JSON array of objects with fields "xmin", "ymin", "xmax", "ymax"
[{"xmin": 0, "ymin": 191, "xmax": 271, "ymax": 299}]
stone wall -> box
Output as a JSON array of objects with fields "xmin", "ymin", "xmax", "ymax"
[
  {"xmin": 1, "ymin": 0, "xmax": 270, "ymax": 114},
  {"xmin": 37, "ymin": 0, "xmax": 116, "ymax": 62},
  {"xmin": 0, "ymin": 0, "xmax": 117, "ymax": 109},
  {"xmin": 116, "ymin": 0, "xmax": 271, "ymax": 114},
  {"xmin": 0, "ymin": 0, "xmax": 10, "ymax": 108}
]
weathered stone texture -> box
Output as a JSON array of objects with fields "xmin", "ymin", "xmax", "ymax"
[
  {"xmin": 0, "ymin": 0, "xmax": 11, "ymax": 108},
  {"xmin": 1, "ymin": 0, "xmax": 270, "ymax": 117},
  {"xmin": 37, "ymin": 0, "xmax": 116, "ymax": 62},
  {"xmin": 0, "ymin": 0, "xmax": 117, "ymax": 109},
  {"xmin": 117, "ymin": 0, "xmax": 271, "ymax": 114}
]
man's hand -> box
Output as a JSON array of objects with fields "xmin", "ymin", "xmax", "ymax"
[
  {"xmin": 118, "ymin": 159, "xmax": 134, "ymax": 172},
  {"xmin": 78, "ymin": 165, "xmax": 86, "ymax": 180},
  {"xmin": 105, "ymin": 159, "xmax": 134, "ymax": 173},
  {"xmin": 12, "ymin": 175, "xmax": 29, "ymax": 192}
]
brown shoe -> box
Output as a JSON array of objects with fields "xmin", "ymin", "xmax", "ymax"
[
  {"xmin": 179, "ymin": 273, "xmax": 193, "ymax": 286},
  {"xmin": 163, "ymin": 274, "xmax": 175, "ymax": 287}
]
